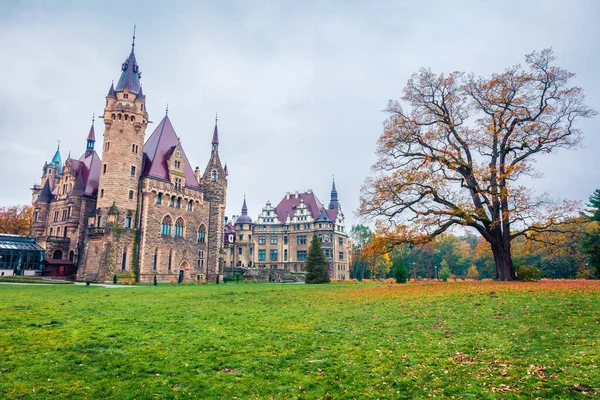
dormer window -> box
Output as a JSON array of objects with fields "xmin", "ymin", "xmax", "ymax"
[
  {"xmin": 124, "ymin": 94, "xmax": 129, "ymax": 99},
  {"xmin": 122, "ymin": 63, "xmax": 128, "ymax": 70},
  {"xmin": 174, "ymin": 161, "xmax": 181, "ymax": 169}
]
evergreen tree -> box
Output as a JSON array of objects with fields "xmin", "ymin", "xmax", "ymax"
[
  {"xmin": 305, "ymin": 235, "xmax": 330, "ymax": 284},
  {"xmin": 113, "ymin": 274, "xmax": 118, "ymax": 285},
  {"xmin": 438, "ymin": 260, "xmax": 452, "ymax": 281},
  {"xmin": 153, "ymin": 275, "xmax": 157, "ymax": 286},
  {"xmin": 392, "ymin": 257, "xmax": 408, "ymax": 283},
  {"xmin": 583, "ymin": 189, "xmax": 600, "ymax": 276}
]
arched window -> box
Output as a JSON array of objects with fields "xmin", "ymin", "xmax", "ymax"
[
  {"xmin": 211, "ymin": 170, "xmax": 217, "ymax": 182},
  {"xmin": 124, "ymin": 114, "xmax": 129, "ymax": 121},
  {"xmin": 63, "ymin": 227, "xmax": 68, "ymax": 237},
  {"xmin": 169, "ymin": 196, "xmax": 175, "ymax": 207},
  {"xmin": 187, "ymin": 200, "xmax": 193, "ymax": 211},
  {"xmin": 118, "ymin": 114, "xmax": 122, "ymax": 120},
  {"xmin": 153, "ymin": 248, "xmax": 158, "ymax": 271},
  {"xmin": 161, "ymin": 215, "xmax": 172, "ymax": 236},
  {"xmin": 121, "ymin": 247, "xmax": 127, "ymax": 271},
  {"xmin": 176, "ymin": 197, "xmax": 181, "ymax": 209},
  {"xmin": 174, "ymin": 218, "xmax": 184, "ymax": 237},
  {"xmin": 198, "ymin": 224, "xmax": 206, "ymax": 243},
  {"xmin": 49, "ymin": 227, "xmax": 53, "ymax": 236},
  {"xmin": 69, "ymin": 250, "xmax": 75, "ymax": 262},
  {"xmin": 112, "ymin": 114, "xmax": 116, "ymax": 120},
  {"xmin": 156, "ymin": 193, "xmax": 162, "ymax": 205},
  {"xmin": 52, "ymin": 250, "xmax": 62, "ymax": 260},
  {"xmin": 56, "ymin": 227, "xmax": 61, "ymax": 236},
  {"xmin": 168, "ymin": 249, "xmax": 173, "ymax": 272},
  {"xmin": 131, "ymin": 116, "xmax": 135, "ymax": 122}
]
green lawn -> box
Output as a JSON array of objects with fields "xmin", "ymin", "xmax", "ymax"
[{"xmin": 0, "ymin": 281, "xmax": 598, "ymax": 399}]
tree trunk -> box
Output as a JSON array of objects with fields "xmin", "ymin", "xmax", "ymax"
[{"xmin": 491, "ymin": 241, "xmax": 516, "ymax": 281}]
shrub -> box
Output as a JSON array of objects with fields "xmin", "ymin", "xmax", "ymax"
[
  {"xmin": 515, "ymin": 265, "xmax": 542, "ymax": 282},
  {"xmin": 153, "ymin": 275, "xmax": 157, "ymax": 286},
  {"xmin": 113, "ymin": 274, "xmax": 117, "ymax": 285},
  {"xmin": 466, "ymin": 264, "xmax": 480, "ymax": 280},
  {"xmin": 438, "ymin": 261, "xmax": 452, "ymax": 281},
  {"xmin": 216, "ymin": 275, "xmax": 220, "ymax": 285}
]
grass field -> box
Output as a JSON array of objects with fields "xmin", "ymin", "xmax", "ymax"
[{"xmin": 0, "ymin": 280, "xmax": 598, "ymax": 399}]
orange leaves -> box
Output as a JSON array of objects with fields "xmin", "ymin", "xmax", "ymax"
[{"xmin": 0, "ymin": 205, "xmax": 33, "ymax": 235}]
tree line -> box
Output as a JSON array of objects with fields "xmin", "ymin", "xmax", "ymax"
[{"xmin": 351, "ymin": 189, "xmax": 600, "ymax": 281}]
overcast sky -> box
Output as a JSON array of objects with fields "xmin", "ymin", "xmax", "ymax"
[{"xmin": 0, "ymin": 0, "xmax": 598, "ymax": 228}]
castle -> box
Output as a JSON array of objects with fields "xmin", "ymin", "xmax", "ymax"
[
  {"xmin": 222, "ymin": 183, "xmax": 351, "ymax": 281},
  {"xmin": 30, "ymin": 37, "xmax": 227, "ymax": 283}
]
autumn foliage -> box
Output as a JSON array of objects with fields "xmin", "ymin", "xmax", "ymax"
[
  {"xmin": 0, "ymin": 205, "xmax": 33, "ymax": 236},
  {"xmin": 360, "ymin": 49, "xmax": 596, "ymax": 280}
]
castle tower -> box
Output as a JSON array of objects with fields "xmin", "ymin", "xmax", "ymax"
[
  {"xmin": 96, "ymin": 30, "xmax": 148, "ymax": 219},
  {"xmin": 234, "ymin": 197, "xmax": 254, "ymax": 268},
  {"xmin": 201, "ymin": 115, "xmax": 228, "ymax": 279}
]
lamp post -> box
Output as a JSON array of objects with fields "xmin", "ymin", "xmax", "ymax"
[
  {"xmin": 434, "ymin": 265, "xmax": 438, "ymax": 281},
  {"xmin": 412, "ymin": 262, "xmax": 417, "ymax": 283}
]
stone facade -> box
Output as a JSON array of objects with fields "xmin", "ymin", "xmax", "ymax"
[
  {"xmin": 30, "ymin": 40, "xmax": 227, "ymax": 283},
  {"xmin": 224, "ymin": 184, "xmax": 350, "ymax": 281}
]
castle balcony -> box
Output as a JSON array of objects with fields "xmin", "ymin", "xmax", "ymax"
[
  {"xmin": 321, "ymin": 242, "xmax": 333, "ymax": 248},
  {"xmin": 46, "ymin": 236, "xmax": 70, "ymax": 244},
  {"xmin": 87, "ymin": 227, "xmax": 106, "ymax": 237},
  {"xmin": 64, "ymin": 217, "xmax": 80, "ymax": 226}
]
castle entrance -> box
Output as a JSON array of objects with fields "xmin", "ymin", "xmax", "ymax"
[{"xmin": 179, "ymin": 260, "xmax": 190, "ymax": 283}]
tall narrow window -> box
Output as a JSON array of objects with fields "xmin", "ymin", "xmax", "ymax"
[
  {"xmin": 121, "ymin": 247, "xmax": 127, "ymax": 271},
  {"xmin": 198, "ymin": 225, "xmax": 206, "ymax": 243},
  {"xmin": 161, "ymin": 215, "xmax": 172, "ymax": 236},
  {"xmin": 129, "ymin": 190, "xmax": 134, "ymax": 200},
  {"xmin": 170, "ymin": 196, "xmax": 175, "ymax": 207},
  {"xmin": 168, "ymin": 249, "xmax": 173, "ymax": 272},
  {"xmin": 176, "ymin": 197, "xmax": 181, "ymax": 208},
  {"xmin": 174, "ymin": 218, "xmax": 184, "ymax": 237},
  {"xmin": 187, "ymin": 200, "xmax": 193, "ymax": 211},
  {"xmin": 103, "ymin": 164, "xmax": 107, "ymax": 174},
  {"xmin": 156, "ymin": 193, "xmax": 162, "ymax": 205},
  {"xmin": 211, "ymin": 170, "xmax": 217, "ymax": 182},
  {"xmin": 153, "ymin": 248, "xmax": 158, "ymax": 271},
  {"xmin": 131, "ymin": 166, "xmax": 136, "ymax": 176}
]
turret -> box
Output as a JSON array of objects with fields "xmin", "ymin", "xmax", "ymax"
[
  {"xmin": 328, "ymin": 177, "xmax": 339, "ymax": 210},
  {"xmin": 86, "ymin": 114, "xmax": 96, "ymax": 153}
]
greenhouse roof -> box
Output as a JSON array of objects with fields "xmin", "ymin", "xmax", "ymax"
[{"xmin": 0, "ymin": 235, "xmax": 45, "ymax": 252}]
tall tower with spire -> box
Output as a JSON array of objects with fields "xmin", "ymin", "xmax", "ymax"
[
  {"xmin": 96, "ymin": 28, "xmax": 148, "ymax": 218},
  {"xmin": 201, "ymin": 114, "xmax": 228, "ymax": 279}
]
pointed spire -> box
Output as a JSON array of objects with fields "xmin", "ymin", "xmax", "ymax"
[
  {"xmin": 50, "ymin": 142, "xmax": 63, "ymax": 174},
  {"xmin": 211, "ymin": 113, "xmax": 219, "ymax": 151},
  {"xmin": 165, "ymin": 103, "xmax": 169, "ymax": 116},
  {"xmin": 137, "ymin": 85, "xmax": 145, "ymax": 101},
  {"xmin": 223, "ymin": 163, "xmax": 229, "ymax": 177},
  {"xmin": 115, "ymin": 30, "xmax": 141, "ymax": 94},
  {"xmin": 329, "ymin": 176, "xmax": 339, "ymax": 209},
  {"xmin": 241, "ymin": 195, "xmax": 248, "ymax": 215},
  {"xmin": 107, "ymin": 81, "xmax": 116, "ymax": 98},
  {"xmin": 86, "ymin": 113, "xmax": 96, "ymax": 152},
  {"xmin": 38, "ymin": 179, "xmax": 53, "ymax": 203},
  {"xmin": 132, "ymin": 24, "xmax": 136, "ymax": 51}
]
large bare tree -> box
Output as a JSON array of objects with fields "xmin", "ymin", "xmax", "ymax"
[{"xmin": 359, "ymin": 49, "xmax": 596, "ymax": 280}]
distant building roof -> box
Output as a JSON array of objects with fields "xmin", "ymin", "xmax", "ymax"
[{"xmin": 275, "ymin": 191, "xmax": 324, "ymax": 222}]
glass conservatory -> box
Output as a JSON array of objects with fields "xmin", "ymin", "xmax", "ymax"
[{"xmin": 0, "ymin": 234, "xmax": 45, "ymax": 276}]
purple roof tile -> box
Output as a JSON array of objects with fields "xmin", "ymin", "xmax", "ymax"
[
  {"xmin": 75, "ymin": 150, "xmax": 101, "ymax": 196},
  {"xmin": 142, "ymin": 115, "xmax": 200, "ymax": 190},
  {"xmin": 274, "ymin": 191, "xmax": 324, "ymax": 222}
]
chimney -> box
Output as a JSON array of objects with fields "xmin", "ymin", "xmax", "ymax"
[
  {"xmin": 194, "ymin": 166, "xmax": 201, "ymax": 182},
  {"xmin": 295, "ymin": 191, "xmax": 299, "ymax": 198}
]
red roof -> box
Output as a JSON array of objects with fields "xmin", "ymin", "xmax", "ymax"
[
  {"xmin": 274, "ymin": 191, "xmax": 324, "ymax": 222},
  {"xmin": 142, "ymin": 116, "xmax": 200, "ymax": 190}
]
